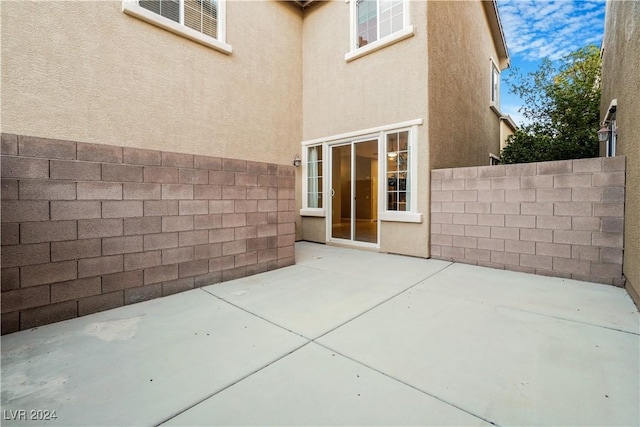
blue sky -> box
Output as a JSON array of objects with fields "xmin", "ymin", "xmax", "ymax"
[{"xmin": 496, "ymin": 0, "xmax": 606, "ymax": 126}]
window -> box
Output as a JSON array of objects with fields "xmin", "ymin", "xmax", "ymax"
[
  {"xmin": 138, "ymin": 0, "xmax": 219, "ymax": 39},
  {"xmin": 122, "ymin": 0, "xmax": 231, "ymax": 54},
  {"xmin": 306, "ymin": 145, "xmax": 323, "ymax": 209},
  {"xmin": 300, "ymin": 120, "xmax": 422, "ymax": 223},
  {"xmin": 491, "ymin": 60, "xmax": 500, "ymax": 107},
  {"xmin": 140, "ymin": 0, "xmax": 180, "ymax": 22},
  {"xmin": 301, "ymin": 144, "xmax": 325, "ymax": 216},
  {"xmin": 357, "ymin": 0, "xmax": 404, "ymax": 47},
  {"xmin": 380, "ymin": 126, "xmax": 420, "ymax": 222},
  {"xmin": 602, "ymin": 100, "xmax": 617, "ymax": 157},
  {"xmin": 385, "ymin": 131, "xmax": 410, "ymax": 211},
  {"xmin": 607, "ymin": 120, "xmax": 617, "ymax": 157},
  {"xmin": 347, "ymin": 0, "xmax": 414, "ymax": 62}
]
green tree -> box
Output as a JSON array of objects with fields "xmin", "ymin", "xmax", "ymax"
[{"xmin": 501, "ymin": 45, "xmax": 601, "ymax": 164}]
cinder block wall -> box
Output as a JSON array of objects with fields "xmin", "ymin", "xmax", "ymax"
[
  {"xmin": 0, "ymin": 134, "xmax": 296, "ymax": 334},
  {"xmin": 431, "ymin": 157, "xmax": 625, "ymax": 285}
]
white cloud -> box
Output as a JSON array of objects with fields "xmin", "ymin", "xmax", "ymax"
[
  {"xmin": 497, "ymin": 0, "xmax": 605, "ymax": 126},
  {"xmin": 497, "ymin": 0, "xmax": 605, "ymax": 62}
]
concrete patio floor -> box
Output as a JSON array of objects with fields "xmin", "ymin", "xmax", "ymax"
[{"xmin": 1, "ymin": 242, "xmax": 639, "ymax": 426}]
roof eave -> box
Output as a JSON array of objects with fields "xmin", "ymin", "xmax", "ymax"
[
  {"xmin": 291, "ymin": 0, "xmax": 316, "ymax": 8},
  {"xmin": 500, "ymin": 115, "xmax": 518, "ymax": 131},
  {"xmin": 483, "ymin": 0, "xmax": 510, "ymax": 70}
]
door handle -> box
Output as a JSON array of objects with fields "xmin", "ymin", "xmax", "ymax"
[{"xmin": 331, "ymin": 188, "xmax": 335, "ymax": 197}]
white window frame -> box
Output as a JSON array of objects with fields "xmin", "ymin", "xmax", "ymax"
[
  {"xmin": 490, "ymin": 59, "xmax": 500, "ymax": 110},
  {"xmin": 300, "ymin": 119, "xmax": 422, "ymax": 224},
  {"xmin": 301, "ymin": 144, "xmax": 327, "ymax": 217},
  {"xmin": 122, "ymin": 0, "xmax": 232, "ymax": 55},
  {"xmin": 345, "ymin": 0, "xmax": 414, "ymax": 62},
  {"xmin": 603, "ymin": 100, "xmax": 618, "ymax": 158},
  {"xmin": 606, "ymin": 119, "xmax": 617, "ymax": 157},
  {"xmin": 379, "ymin": 126, "xmax": 421, "ymax": 223}
]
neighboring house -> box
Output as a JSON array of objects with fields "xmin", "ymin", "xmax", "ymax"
[
  {"xmin": 0, "ymin": 0, "xmax": 509, "ymax": 332},
  {"xmin": 600, "ymin": 0, "xmax": 640, "ymax": 309},
  {"xmin": 499, "ymin": 115, "xmax": 517, "ymax": 153}
]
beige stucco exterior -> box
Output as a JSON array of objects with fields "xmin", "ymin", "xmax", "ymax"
[
  {"xmin": 1, "ymin": 1, "xmax": 303, "ymax": 166},
  {"xmin": 1, "ymin": 0, "xmax": 508, "ymax": 259},
  {"xmin": 301, "ymin": 1, "xmax": 430, "ymax": 257},
  {"xmin": 427, "ymin": 0, "xmax": 506, "ymax": 170},
  {"xmin": 299, "ymin": 1, "xmax": 507, "ymax": 258},
  {"xmin": 1, "ymin": 0, "xmax": 305, "ymax": 238},
  {"xmin": 600, "ymin": 0, "xmax": 640, "ymax": 307},
  {"xmin": 500, "ymin": 115, "xmax": 517, "ymax": 151},
  {"xmin": 302, "ymin": 1, "xmax": 428, "ymax": 139}
]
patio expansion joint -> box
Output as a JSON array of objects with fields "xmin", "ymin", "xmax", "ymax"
[
  {"xmin": 312, "ymin": 340, "xmax": 501, "ymax": 427},
  {"xmin": 198, "ymin": 287, "xmax": 310, "ymax": 340},
  {"xmin": 157, "ymin": 261, "xmax": 460, "ymax": 426},
  {"xmin": 309, "ymin": 261, "xmax": 455, "ymax": 343},
  {"xmin": 153, "ymin": 288, "xmax": 314, "ymax": 426},
  {"xmin": 498, "ymin": 305, "xmax": 640, "ymax": 336},
  {"xmin": 296, "ymin": 262, "xmax": 503, "ymax": 426},
  {"xmin": 155, "ymin": 341, "xmax": 314, "ymax": 427},
  {"xmin": 411, "ymin": 287, "xmax": 640, "ymax": 337},
  {"xmin": 197, "ymin": 261, "xmax": 456, "ymax": 344}
]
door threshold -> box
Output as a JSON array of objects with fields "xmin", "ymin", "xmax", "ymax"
[{"xmin": 326, "ymin": 240, "xmax": 380, "ymax": 252}]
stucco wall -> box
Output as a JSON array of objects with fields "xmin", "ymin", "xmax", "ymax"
[
  {"xmin": 1, "ymin": 133, "xmax": 296, "ymax": 334},
  {"xmin": 301, "ymin": 1, "xmax": 428, "ymax": 139},
  {"xmin": 427, "ymin": 0, "xmax": 503, "ymax": 170},
  {"xmin": 600, "ymin": 0, "xmax": 640, "ymax": 307},
  {"xmin": 1, "ymin": 0, "xmax": 304, "ymax": 240},
  {"xmin": 301, "ymin": 216, "xmax": 325, "ymax": 243},
  {"xmin": 431, "ymin": 158, "xmax": 626, "ymax": 286},
  {"xmin": 1, "ymin": 1, "xmax": 303, "ymax": 165},
  {"xmin": 300, "ymin": 1, "xmax": 430, "ymax": 257}
]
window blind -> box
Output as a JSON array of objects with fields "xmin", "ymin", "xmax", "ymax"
[
  {"xmin": 184, "ymin": 0, "xmax": 218, "ymax": 39},
  {"xmin": 139, "ymin": 0, "xmax": 218, "ymax": 39},
  {"xmin": 140, "ymin": 0, "xmax": 180, "ymax": 23}
]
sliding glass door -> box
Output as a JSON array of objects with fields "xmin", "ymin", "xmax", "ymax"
[{"xmin": 330, "ymin": 139, "xmax": 378, "ymax": 244}]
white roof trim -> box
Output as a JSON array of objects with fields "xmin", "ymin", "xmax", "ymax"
[{"xmin": 500, "ymin": 115, "xmax": 518, "ymax": 131}]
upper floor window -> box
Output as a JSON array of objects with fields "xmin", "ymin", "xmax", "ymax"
[
  {"xmin": 357, "ymin": 0, "xmax": 404, "ymax": 47},
  {"xmin": 346, "ymin": 0, "xmax": 414, "ymax": 62},
  {"xmin": 140, "ymin": 0, "xmax": 180, "ymax": 24},
  {"xmin": 491, "ymin": 60, "xmax": 500, "ymax": 107},
  {"xmin": 123, "ymin": 0, "xmax": 231, "ymax": 54}
]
